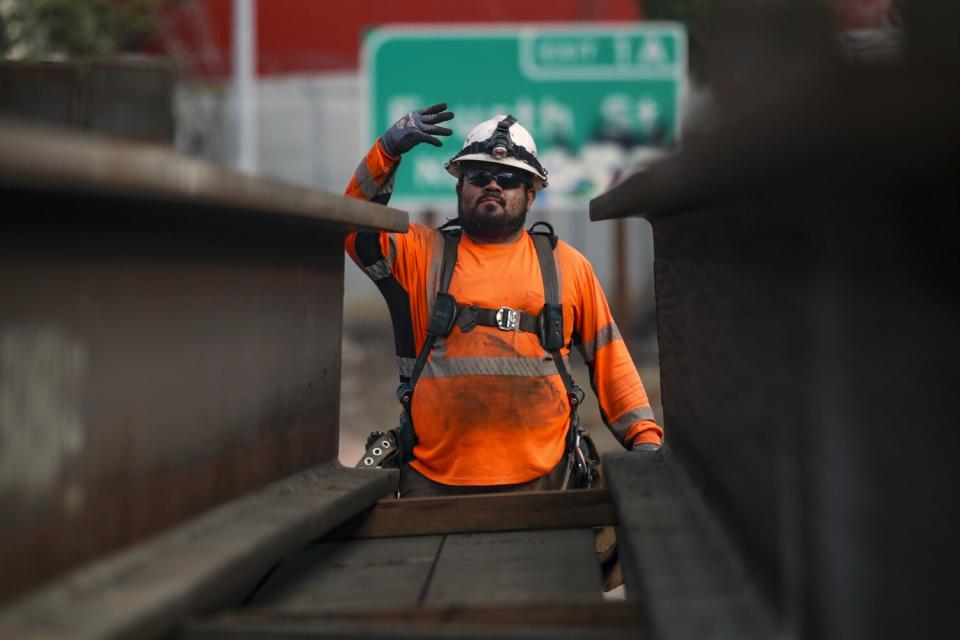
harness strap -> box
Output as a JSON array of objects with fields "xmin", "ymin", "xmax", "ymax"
[
  {"xmin": 396, "ymin": 230, "xmax": 460, "ymax": 462},
  {"xmin": 455, "ymin": 304, "xmax": 539, "ymax": 334},
  {"xmin": 531, "ymin": 232, "xmax": 587, "ymax": 490},
  {"xmin": 531, "ymin": 234, "xmax": 576, "ymax": 398},
  {"xmin": 407, "ymin": 231, "xmax": 459, "ymax": 388}
]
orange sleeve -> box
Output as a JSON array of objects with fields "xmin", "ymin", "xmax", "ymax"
[
  {"xmin": 345, "ymin": 137, "xmax": 402, "ymax": 267},
  {"xmin": 342, "ymin": 140, "xmax": 439, "ymax": 359},
  {"xmin": 569, "ymin": 251, "xmax": 662, "ymax": 448},
  {"xmin": 344, "ymin": 138, "xmax": 411, "ymax": 273},
  {"xmin": 344, "ymin": 138, "xmax": 400, "ymax": 202}
]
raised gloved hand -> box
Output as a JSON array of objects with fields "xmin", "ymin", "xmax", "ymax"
[
  {"xmin": 380, "ymin": 103, "xmax": 454, "ymax": 157},
  {"xmin": 631, "ymin": 442, "xmax": 661, "ymax": 453}
]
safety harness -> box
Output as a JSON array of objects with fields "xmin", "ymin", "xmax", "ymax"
[{"xmin": 358, "ymin": 221, "xmax": 598, "ymax": 491}]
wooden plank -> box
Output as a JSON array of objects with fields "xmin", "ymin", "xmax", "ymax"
[
  {"xmin": 184, "ymin": 601, "xmax": 641, "ymax": 640},
  {"xmin": 604, "ymin": 449, "xmax": 776, "ymax": 639},
  {"xmin": 246, "ymin": 536, "xmax": 444, "ymax": 613},
  {"xmin": 329, "ymin": 489, "xmax": 617, "ymax": 539},
  {"xmin": 424, "ymin": 529, "xmax": 602, "ymax": 606},
  {"xmin": 0, "ymin": 464, "xmax": 397, "ymax": 640},
  {"xmin": 183, "ymin": 620, "xmax": 636, "ymax": 640}
]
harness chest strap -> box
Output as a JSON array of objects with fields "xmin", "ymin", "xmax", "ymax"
[{"xmin": 455, "ymin": 304, "xmax": 539, "ymax": 334}]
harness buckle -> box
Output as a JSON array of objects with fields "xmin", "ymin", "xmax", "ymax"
[
  {"xmin": 496, "ymin": 306, "xmax": 519, "ymax": 331},
  {"xmin": 395, "ymin": 383, "xmax": 412, "ymax": 407}
]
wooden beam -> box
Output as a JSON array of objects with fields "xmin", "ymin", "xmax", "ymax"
[
  {"xmin": 246, "ymin": 530, "xmax": 602, "ymax": 613},
  {"xmin": 247, "ymin": 536, "xmax": 445, "ymax": 613},
  {"xmin": 423, "ymin": 530, "xmax": 602, "ymax": 606},
  {"xmin": 185, "ymin": 601, "xmax": 642, "ymax": 640},
  {"xmin": 328, "ymin": 489, "xmax": 617, "ymax": 539}
]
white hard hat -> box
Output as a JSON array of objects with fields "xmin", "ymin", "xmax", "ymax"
[{"xmin": 445, "ymin": 114, "xmax": 549, "ymax": 190}]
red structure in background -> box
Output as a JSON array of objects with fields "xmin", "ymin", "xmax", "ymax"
[
  {"xmin": 152, "ymin": 0, "xmax": 899, "ymax": 80},
  {"xmin": 833, "ymin": 0, "xmax": 899, "ymax": 28},
  {"xmin": 153, "ymin": 0, "xmax": 643, "ymax": 79}
]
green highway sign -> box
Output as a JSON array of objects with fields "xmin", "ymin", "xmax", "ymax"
[{"xmin": 363, "ymin": 24, "xmax": 687, "ymax": 208}]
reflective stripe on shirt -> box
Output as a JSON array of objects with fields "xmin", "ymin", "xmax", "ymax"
[
  {"xmin": 364, "ymin": 258, "xmax": 392, "ymax": 281},
  {"xmin": 420, "ymin": 355, "xmax": 569, "ymax": 379},
  {"xmin": 608, "ymin": 406, "xmax": 657, "ymax": 441},
  {"xmin": 577, "ymin": 322, "xmax": 623, "ymax": 364}
]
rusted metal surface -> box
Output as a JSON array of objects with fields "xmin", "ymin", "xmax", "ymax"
[
  {"xmin": 0, "ymin": 123, "xmax": 407, "ymax": 604},
  {"xmin": 590, "ymin": 5, "xmax": 958, "ymax": 640},
  {"xmin": 0, "ymin": 120, "xmax": 408, "ymax": 234},
  {"xmin": 604, "ymin": 450, "xmax": 776, "ymax": 639}
]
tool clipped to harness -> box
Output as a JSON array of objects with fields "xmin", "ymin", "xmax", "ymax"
[
  {"xmin": 395, "ymin": 382, "xmax": 412, "ymax": 408},
  {"xmin": 356, "ymin": 430, "xmax": 398, "ymax": 468},
  {"xmin": 538, "ymin": 302, "xmax": 564, "ymax": 351},
  {"xmin": 568, "ymin": 384, "xmax": 585, "ymax": 408},
  {"xmin": 567, "ymin": 420, "xmax": 601, "ymax": 489},
  {"xmin": 428, "ymin": 292, "xmax": 458, "ymax": 337}
]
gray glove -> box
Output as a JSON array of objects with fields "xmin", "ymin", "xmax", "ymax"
[
  {"xmin": 631, "ymin": 443, "xmax": 661, "ymax": 453},
  {"xmin": 380, "ymin": 103, "xmax": 454, "ymax": 156}
]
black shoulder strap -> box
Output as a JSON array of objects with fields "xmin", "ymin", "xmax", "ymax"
[
  {"xmin": 439, "ymin": 230, "xmax": 460, "ymax": 292},
  {"xmin": 408, "ymin": 230, "xmax": 460, "ymax": 389},
  {"xmin": 528, "ymin": 221, "xmax": 558, "ymax": 248},
  {"xmin": 531, "ymin": 232, "xmax": 586, "ymax": 469},
  {"xmin": 395, "ymin": 229, "xmax": 460, "ymax": 463},
  {"xmin": 531, "ymin": 234, "xmax": 573, "ymax": 393}
]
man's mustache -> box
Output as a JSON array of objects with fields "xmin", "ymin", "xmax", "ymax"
[{"xmin": 476, "ymin": 191, "xmax": 505, "ymax": 206}]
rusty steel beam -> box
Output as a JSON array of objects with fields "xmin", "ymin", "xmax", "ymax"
[
  {"xmin": 0, "ymin": 121, "xmax": 407, "ymax": 604},
  {"xmin": 589, "ymin": 6, "xmax": 959, "ymax": 640},
  {"xmin": 0, "ymin": 464, "xmax": 397, "ymax": 640},
  {"xmin": 0, "ymin": 120, "xmax": 408, "ymax": 235}
]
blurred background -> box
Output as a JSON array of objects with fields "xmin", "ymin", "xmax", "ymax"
[{"xmin": 0, "ymin": 0, "xmax": 906, "ymax": 464}]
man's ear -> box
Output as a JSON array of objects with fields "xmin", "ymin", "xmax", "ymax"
[
  {"xmin": 456, "ymin": 178, "xmax": 462, "ymax": 198},
  {"xmin": 526, "ymin": 188, "xmax": 536, "ymax": 210}
]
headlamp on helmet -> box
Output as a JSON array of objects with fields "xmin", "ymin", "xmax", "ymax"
[{"xmin": 488, "ymin": 117, "xmax": 516, "ymax": 159}]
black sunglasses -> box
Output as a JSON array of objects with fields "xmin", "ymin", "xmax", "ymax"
[{"xmin": 462, "ymin": 167, "xmax": 531, "ymax": 190}]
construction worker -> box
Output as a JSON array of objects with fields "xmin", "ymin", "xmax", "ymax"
[{"xmin": 345, "ymin": 103, "xmax": 662, "ymax": 497}]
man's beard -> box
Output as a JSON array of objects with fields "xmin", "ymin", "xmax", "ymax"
[{"xmin": 458, "ymin": 193, "xmax": 527, "ymax": 241}]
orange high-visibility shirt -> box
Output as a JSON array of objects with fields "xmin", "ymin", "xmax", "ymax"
[{"xmin": 345, "ymin": 139, "xmax": 661, "ymax": 485}]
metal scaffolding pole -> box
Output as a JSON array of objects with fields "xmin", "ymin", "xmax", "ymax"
[{"xmin": 233, "ymin": 0, "xmax": 257, "ymax": 174}]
